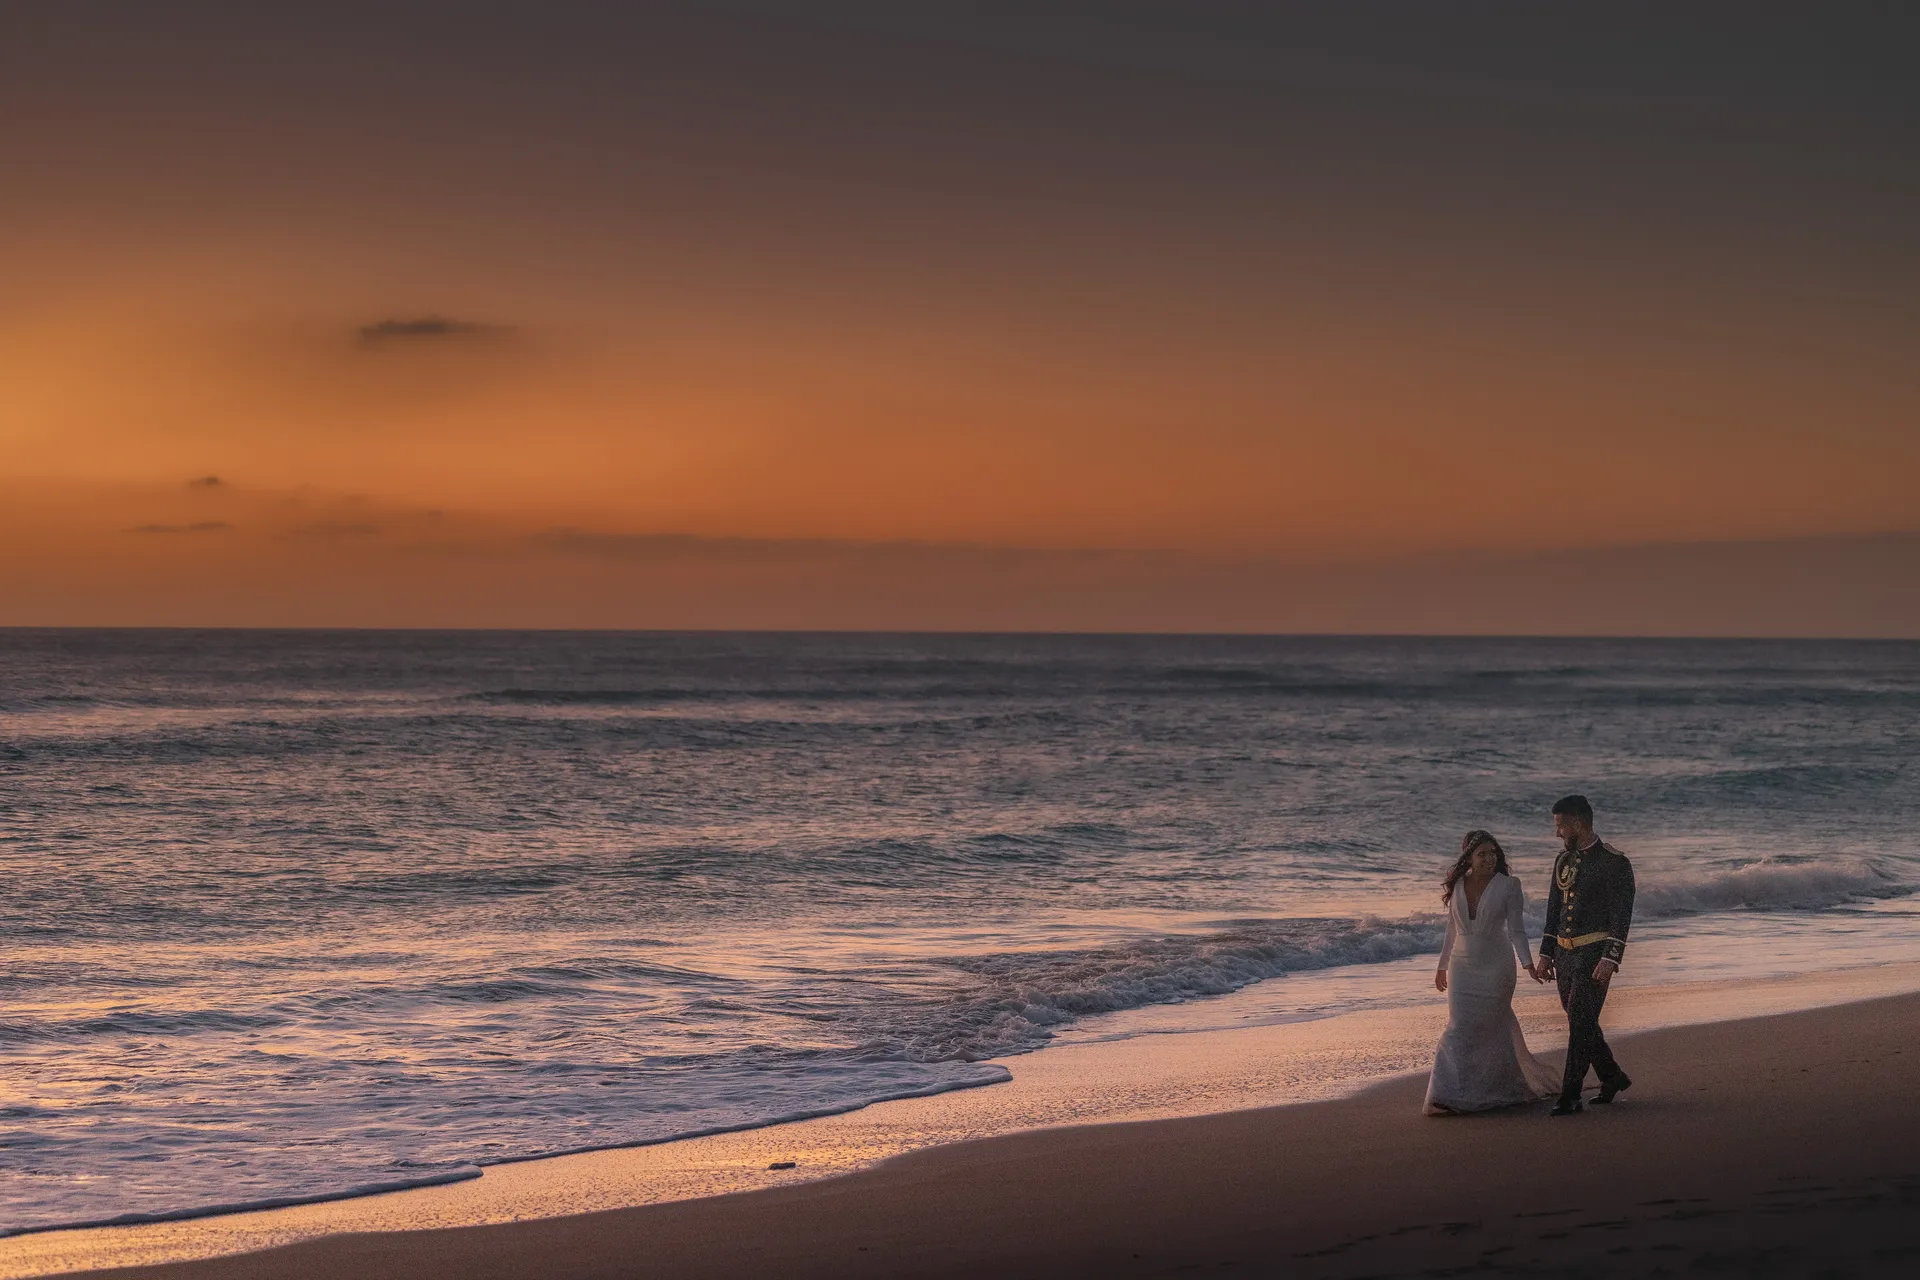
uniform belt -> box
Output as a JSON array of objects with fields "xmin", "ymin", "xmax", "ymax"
[{"xmin": 1553, "ymin": 931, "xmax": 1610, "ymax": 949}]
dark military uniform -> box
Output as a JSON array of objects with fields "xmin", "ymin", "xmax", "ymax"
[{"xmin": 1540, "ymin": 835, "xmax": 1635, "ymax": 1106}]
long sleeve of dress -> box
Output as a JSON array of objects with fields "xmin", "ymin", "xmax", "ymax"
[
  {"xmin": 1437, "ymin": 900, "xmax": 1457, "ymax": 970},
  {"xmin": 1504, "ymin": 879, "xmax": 1535, "ymax": 969}
]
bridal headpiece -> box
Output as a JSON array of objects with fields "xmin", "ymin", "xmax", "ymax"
[{"xmin": 1461, "ymin": 829, "xmax": 1503, "ymax": 857}]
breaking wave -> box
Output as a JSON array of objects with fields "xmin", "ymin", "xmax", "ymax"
[
  {"xmin": 904, "ymin": 917, "xmax": 1445, "ymax": 1061},
  {"xmin": 1634, "ymin": 859, "xmax": 1908, "ymax": 918}
]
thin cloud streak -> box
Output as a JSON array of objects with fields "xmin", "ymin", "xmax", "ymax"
[
  {"xmin": 123, "ymin": 521, "xmax": 232, "ymax": 535},
  {"xmin": 526, "ymin": 529, "xmax": 1151, "ymax": 568}
]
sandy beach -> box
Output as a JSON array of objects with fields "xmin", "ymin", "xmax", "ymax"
[{"xmin": 41, "ymin": 986, "xmax": 1917, "ymax": 1279}]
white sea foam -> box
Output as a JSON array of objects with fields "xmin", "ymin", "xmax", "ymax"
[
  {"xmin": 2, "ymin": 1168, "xmax": 485, "ymax": 1238},
  {"xmin": 0, "ymin": 1070, "xmax": 1016, "ymax": 1239}
]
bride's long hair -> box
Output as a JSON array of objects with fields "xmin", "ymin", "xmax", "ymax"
[{"xmin": 1441, "ymin": 830, "xmax": 1509, "ymax": 905}]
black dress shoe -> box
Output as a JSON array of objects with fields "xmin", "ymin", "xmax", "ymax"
[
  {"xmin": 1548, "ymin": 1100, "xmax": 1584, "ymax": 1116},
  {"xmin": 1593, "ymin": 1073, "xmax": 1633, "ymax": 1105}
]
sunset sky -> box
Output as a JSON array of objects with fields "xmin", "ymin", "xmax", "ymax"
[{"xmin": 4, "ymin": 4, "xmax": 1917, "ymax": 631}]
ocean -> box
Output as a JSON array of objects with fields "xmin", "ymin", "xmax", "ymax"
[{"xmin": 2, "ymin": 631, "xmax": 1917, "ymax": 1235}]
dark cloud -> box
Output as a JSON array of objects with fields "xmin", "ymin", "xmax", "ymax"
[
  {"xmin": 286, "ymin": 522, "xmax": 382, "ymax": 539},
  {"xmin": 355, "ymin": 316, "xmax": 509, "ymax": 348},
  {"xmin": 186, "ymin": 475, "xmax": 224, "ymax": 489},
  {"xmin": 126, "ymin": 521, "xmax": 232, "ymax": 534}
]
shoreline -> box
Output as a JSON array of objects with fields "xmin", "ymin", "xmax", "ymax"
[
  {"xmin": 7, "ymin": 957, "xmax": 1919, "ymax": 1278},
  {"xmin": 62, "ymin": 987, "xmax": 1920, "ymax": 1279}
]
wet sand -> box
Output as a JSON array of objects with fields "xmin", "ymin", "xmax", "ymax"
[{"xmin": 63, "ymin": 988, "xmax": 1920, "ymax": 1279}]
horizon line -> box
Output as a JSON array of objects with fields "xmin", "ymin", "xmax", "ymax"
[{"xmin": 4, "ymin": 625, "xmax": 1917, "ymax": 643}]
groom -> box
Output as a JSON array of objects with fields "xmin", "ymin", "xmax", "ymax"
[{"xmin": 1532, "ymin": 794, "xmax": 1635, "ymax": 1116}]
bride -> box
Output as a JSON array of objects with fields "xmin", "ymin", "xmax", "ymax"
[{"xmin": 1424, "ymin": 829, "xmax": 1559, "ymax": 1115}]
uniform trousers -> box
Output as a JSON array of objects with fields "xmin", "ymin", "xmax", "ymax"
[{"xmin": 1554, "ymin": 943, "xmax": 1624, "ymax": 1104}]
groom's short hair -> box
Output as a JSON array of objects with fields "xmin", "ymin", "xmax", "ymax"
[{"xmin": 1552, "ymin": 794, "xmax": 1594, "ymax": 822}]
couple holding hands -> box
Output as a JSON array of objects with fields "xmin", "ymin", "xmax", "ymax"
[{"xmin": 1425, "ymin": 794, "xmax": 1636, "ymax": 1118}]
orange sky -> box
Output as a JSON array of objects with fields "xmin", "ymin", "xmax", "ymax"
[{"xmin": 4, "ymin": 7, "xmax": 1917, "ymax": 630}]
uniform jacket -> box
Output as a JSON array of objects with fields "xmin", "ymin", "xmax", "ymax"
[{"xmin": 1541, "ymin": 837, "xmax": 1635, "ymax": 966}]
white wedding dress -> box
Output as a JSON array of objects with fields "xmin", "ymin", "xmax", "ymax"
[{"xmin": 1424, "ymin": 872, "xmax": 1559, "ymax": 1115}]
